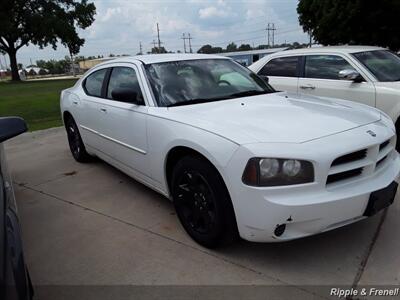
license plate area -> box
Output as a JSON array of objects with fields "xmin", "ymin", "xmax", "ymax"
[{"xmin": 364, "ymin": 181, "xmax": 398, "ymax": 217}]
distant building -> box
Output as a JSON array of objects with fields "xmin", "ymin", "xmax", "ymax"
[
  {"xmin": 79, "ymin": 57, "xmax": 115, "ymax": 70},
  {"xmin": 68, "ymin": 63, "xmax": 81, "ymax": 75},
  {"xmin": 218, "ymin": 47, "xmax": 288, "ymax": 66},
  {"xmin": 25, "ymin": 66, "xmax": 48, "ymax": 75}
]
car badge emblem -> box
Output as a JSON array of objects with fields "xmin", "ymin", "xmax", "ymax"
[{"xmin": 367, "ymin": 130, "xmax": 376, "ymax": 137}]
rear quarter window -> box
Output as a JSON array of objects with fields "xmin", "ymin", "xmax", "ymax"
[{"xmin": 83, "ymin": 68, "xmax": 108, "ymax": 97}]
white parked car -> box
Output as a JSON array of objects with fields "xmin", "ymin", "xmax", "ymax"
[
  {"xmin": 60, "ymin": 54, "xmax": 400, "ymax": 248},
  {"xmin": 249, "ymin": 46, "xmax": 400, "ymax": 149}
]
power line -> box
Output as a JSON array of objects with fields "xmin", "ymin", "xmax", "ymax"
[
  {"xmin": 191, "ymin": 34, "xmax": 267, "ymax": 48},
  {"xmin": 181, "ymin": 33, "xmax": 187, "ymax": 53}
]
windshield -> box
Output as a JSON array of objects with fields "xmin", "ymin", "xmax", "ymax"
[
  {"xmin": 352, "ymin": 50, "xmax": 400, "ymax": 82},
  {"xmin": 145, "ymin": 59, "xmax": 275, "ymax": 107}
]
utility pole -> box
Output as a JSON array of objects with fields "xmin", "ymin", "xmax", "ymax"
[
  {"xmin": 151, "ymin": 40, "xmax": 157, "ymax": 53},
  {"xmin": 266, "ymin": 23, "xmax": 276, "ymax": 47},
  {"xmin": 181, "ymin": 33, "xmax": 187, "ymax": 53},
  {"xmin": 156, "ymin": 23, "xmax": 161, "ymax": 49},
  {"xmin": 188, "ymin": 33, "xmax": 193, "ymax": 53},
  {"xmin": 272, "ymin": 23, "xmax": 276, "ymax": 47},
  {"xmin": 139, "ymin": 41, "xmax": 143, "ymax": 55},
  {"xmin": 308, "ymin": 30, "xmax": 313, "ymax": 48}
]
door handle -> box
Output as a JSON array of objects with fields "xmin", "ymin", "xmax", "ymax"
[
  {"xmin": 299, "ymin": 84, "xmax": 316, "ymax": 90},
  {"xmin": 100, "ymin": 108, "xmax": 107, "ymax": 113}
]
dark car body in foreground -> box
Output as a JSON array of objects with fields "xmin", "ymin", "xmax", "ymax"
[{"xmin": 0, "ymin": 117, "xmax": 33, "ymax": 300}]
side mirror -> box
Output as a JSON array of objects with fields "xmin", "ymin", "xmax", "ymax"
[
  {"xmin": 0, "ymin": 117, "xmax": 27, "ymax": 143},
  {"xmin": 338, "ymin": 69, "xmax": 363, "ymax": 82},
  {"xmin": 111, "ymin": 88, "xmax": 143, "ymax": 104},
  {"xmin": 258, "ymin": 74, "xmax": 269, "ymax": 84}
]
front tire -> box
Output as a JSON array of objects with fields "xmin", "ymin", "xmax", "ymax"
[
  {"xmin": 171, "ymin": 155, "xmax": 238, "ymax": 248},
  {"xmin": 65, "ymin": 117, "xmax": 91, "ymax": 162}
]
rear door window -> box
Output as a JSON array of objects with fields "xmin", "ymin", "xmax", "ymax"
[
  {"xmin": 304, "ymin": 55, "xmax": 356, "ymax": 80},
  {"xmin": 258, "ymin": 56, "xmax": 300, "ymax": 77}
]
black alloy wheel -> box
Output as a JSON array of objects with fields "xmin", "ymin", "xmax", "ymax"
[
  {"xmin": 65, "ymin": 117, "xmax": 91, "ymax": 162},
  {"xmin": 176, "ymin": 170, "xmax": 217, "ymax": 235},
  {"xmin": 171, "ymin": 155, "xmax": 238, "ymax": 248}
]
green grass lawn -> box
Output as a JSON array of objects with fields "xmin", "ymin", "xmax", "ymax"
[{"xmin": 0, "ymin": 79, "xmax": 78, "ymax": 131}]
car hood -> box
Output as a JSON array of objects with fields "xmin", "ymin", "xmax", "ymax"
[{"xmin": 152, "ymin": 92, "xmax": 381, "ymax": 144}]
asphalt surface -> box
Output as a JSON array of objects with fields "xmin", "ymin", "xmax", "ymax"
[{"xmin": 5, "ymin": 128, "xmax": 400, "ymax": 299}]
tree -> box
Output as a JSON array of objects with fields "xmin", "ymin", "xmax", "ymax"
[
  {"xmin": 151, "ymin": 47, "xmax": 167, "ymax": 54},
  {"xmin": 0, "ymin": 0, "xmax": 96, "ymax": 81},
  {"xmin": 238, "ymin": 44, "xmax": 252, "ymax": 51},
  {"xmin": 226, "ymin": 42, "xmax": 237, "ymax": 52},
  {"xmin": 197, "ymin": 44, "xmax": 223, "ymax": 54},
  {"xmin": 297, "ymin": 0, "xmax": 400, "ymax": 50},
  {"xmin": 197, "ymin": 44, "xmax": 213, "ymax": 54}
]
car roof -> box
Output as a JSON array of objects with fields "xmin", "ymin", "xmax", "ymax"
[
  {"xmin": 271, "ymin": 45, "xmax": 385, "ymax": 57},
  {"xmin": 97, "ymin": 53, "xmax": 230, "ymax": 66}
]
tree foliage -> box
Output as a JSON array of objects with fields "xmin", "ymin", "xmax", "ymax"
[
  {"xmin": 197, "ymin": 44, "xmax": 223, "ymax": 54},
  {"xmin": 150, "ymin": 46, "xmax": 167, "ymax": 54},
  {"xmin": 226, "ymin": 42, "xmax": 237, "ymax": 52},
  {"xmin": 297, "ymin": 0, "xmax": 400, "ymax": 50},
  {"xmin": 0, "ymin": 0, "xmax": 96, "ymax": 80},
  {"xmin": 238, "ymin": 44, "xmax": 252, "ymax": 51},
  {"xmin": 36, "ymin": 58, "xmax": 70, "ymax": 74}
]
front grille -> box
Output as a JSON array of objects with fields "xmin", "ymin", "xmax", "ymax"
[
  {"xmin": 327, "ymin": 168, "xmax": 363, "ymax": 185},
  {"xmin": 376, "ymin": 155, "xmax": 387, "ymax": 168},
  {"xmin": 379, "ymin": 139, "xmax": 390, "ymax": 151},
  {"xmin": 331, "ymin": 149, "xmax": 367, "ymax": 166},
  {"xmin": 326, "ymin": 136, "xmax": 394, "ymax": 187}
]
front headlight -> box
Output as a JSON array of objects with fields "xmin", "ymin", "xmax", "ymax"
[{"xmin": 242, "ymin": 158, "xmax": 314, "ymax": 186}]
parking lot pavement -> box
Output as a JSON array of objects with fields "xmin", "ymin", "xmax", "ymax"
[{"xmin": 5, "ymin": 128, "xmax": 400, "ymax": 299}]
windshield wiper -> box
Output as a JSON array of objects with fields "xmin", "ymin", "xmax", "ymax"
[
  {"xmin": 228, "ymin": 90, "xmax": 270, "ymax": 98},
  {"xmin": 166, "ymin": 96, "xmax": 231, "ymax": 107},
  {"xmin": 166, "ymin": 90, "xmax": 270, "ymax": 107}
]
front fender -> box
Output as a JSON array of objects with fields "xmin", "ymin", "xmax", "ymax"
[{"xmin": 146, "ymin": 114, "xmax": 239, "ymax": 194}]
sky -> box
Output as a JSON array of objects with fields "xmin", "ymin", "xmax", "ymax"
[{"xmin": 2, "ymin": 0, "xmax": 308, "ymax": 67}]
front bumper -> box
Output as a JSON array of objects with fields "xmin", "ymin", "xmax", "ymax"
[{"xmin": 224, "ymin": 122, "xmax": 400, "ymax": 242}]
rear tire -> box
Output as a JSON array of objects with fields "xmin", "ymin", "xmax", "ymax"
[
  {"xmin": 396, "ymin": 120, "xmax": 400, "ymax": 152},
  {"xmin": 65, "ymin": 117, "xmax": 91, "ymax": 163},
  {"xmin": 171, "ymin": 155, "xmax": 238, "ymax": 248},
  {"xmin": 397, "ymin": 134, "xmax": 400, "ymax": 152}
]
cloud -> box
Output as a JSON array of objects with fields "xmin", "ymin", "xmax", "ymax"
[
  {"xmin": 199, "ymin": 6, "xmax": 229, "ymax": 19},
  {"xmin": 15, "ymin": 0, "xmax": 308, "ymax": 65},
  {"xmin": 100, "ymin": 7, "xmax": 122, "ymax": 22}
]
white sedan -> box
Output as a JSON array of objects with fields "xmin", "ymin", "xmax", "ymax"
[
  {"xmin": 249, "ymin": 46, "xmax": 400, "ymax": 149},
  {"xmin": 61, "ymin": 54, "xmax": 400, "ymax": 248}
]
